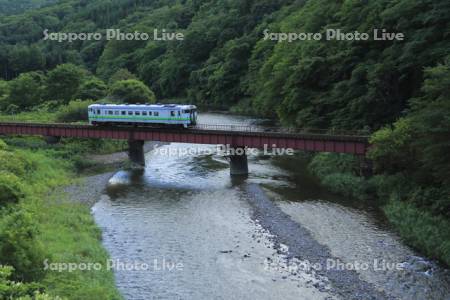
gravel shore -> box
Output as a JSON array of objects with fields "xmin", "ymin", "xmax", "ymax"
[
  {"xmin": 62, "ymin": 141, "xmax": 163, "ymax": 206},
  {"xmin": 244, "ymin": 183, "xmax": 390, "ymax": 300}
]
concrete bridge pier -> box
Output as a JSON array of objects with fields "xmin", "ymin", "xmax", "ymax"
[
  {"xmin": 229, "ymin": 147, "xmax": 249, "ymax": 177},
  {"xmin": 128, "ymin": 140, "xmax": 145, "ymax": 167}
]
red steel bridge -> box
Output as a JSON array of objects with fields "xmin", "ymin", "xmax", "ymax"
[{"xmin": 0, "ymin": 122, "xmax": 370, "ymax": 175}]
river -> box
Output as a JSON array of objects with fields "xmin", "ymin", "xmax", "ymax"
[{"xmin": 92, "ymin": 113, "xmax": 450, "ymax": 300}]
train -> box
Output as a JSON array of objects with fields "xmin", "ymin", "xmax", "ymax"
[{"xmin": 88, "ymin": 104, "xmax": 198, "ymax": 128}]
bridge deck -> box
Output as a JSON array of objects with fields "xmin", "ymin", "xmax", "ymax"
[{"xmin": 0, "ymin": 122, "xmax": 370, "ymax": 155}]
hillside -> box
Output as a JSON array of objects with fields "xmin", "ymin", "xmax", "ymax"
[
  {"xmin": 0, "ymin": 0, "xmax": 449, "ymax": 129},
  {"xmin": 0, "ymin": 0, "xmax": 57, "ymax": 16},
  {"xmin": 0, "ymin": 0, "xmax": 449, "ymax": 273}
]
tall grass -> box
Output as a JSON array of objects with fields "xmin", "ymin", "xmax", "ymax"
[
  {"xmin": 0, "ymin": 141, "xmax": 122, "ymax": 299},
  {"xmin": 384, "ymin": 200, "xmax": 450, "ymax": 266},
  {"xmin": 308, "ymin": 153, "xmax": 375, "ymax": 200}
]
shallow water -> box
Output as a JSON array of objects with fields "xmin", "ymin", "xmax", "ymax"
[{"xmin": 92, "ymin": 113, "xmax": 450, "ymax": 299}]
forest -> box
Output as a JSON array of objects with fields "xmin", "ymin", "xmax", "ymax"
[
  {"xmin": 0, "ymin": 0, "xmax": 56, "ymax": 16},
  {"xmin": 0, "ymin": 0, "xmax": 449, "ymax": 298}
]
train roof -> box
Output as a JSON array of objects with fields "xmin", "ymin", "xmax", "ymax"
[{"xmin": 88, "ymin": 104, "xmax": 197, "ymax": 110}]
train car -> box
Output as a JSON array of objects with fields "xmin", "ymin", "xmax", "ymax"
[{"xmin": 88, "ymin": 104, "xmax": 198, "ymax": 128}]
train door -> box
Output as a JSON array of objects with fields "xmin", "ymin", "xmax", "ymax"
[{"xmin": 190, "ymin": 109, "xmax": 197, "ymax": 125}]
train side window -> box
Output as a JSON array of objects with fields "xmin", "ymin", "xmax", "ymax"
[
  {"xmin": 121, "ymin": 111, "xmax": 126, "ymax": 115},
  {"xmin": 115, "ymin": 111, "xmax": 119, "ymax": 115},
  {"xmin": 97, "ymin": 110, "xmax": 101, "ymax": 114},
  {"xmin": 178, "ymin": 111, "xmax": 181, "ymax": 116},
  {"xmin": 170, "ymin": 111, "xmax": 175, "ymax": 117},
  {"xmin": 154, "ymin": 112, "xmax": 159, "ymax": 116},
  {"xmin": 128, "ymin": 111, "xmax": 133, "ymax": 115},
  {"xmin": 142, "ymin": 111, "xmax": 147, "ymax": 116},
  {"xmin": 135, "ymin": 111, "xmax": 141, "ymax": 116},
  {"xmin": 108, "ymin": 111, "xmax": 113, "ymax": 115}
]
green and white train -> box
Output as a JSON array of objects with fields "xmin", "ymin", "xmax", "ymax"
[{"xmin": 88, "ymin": 104, "xmax": 198, "ymax": 128}]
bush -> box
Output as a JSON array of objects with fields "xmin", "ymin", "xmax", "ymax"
[
  {"xmin": 410, "ymin": 99, "xmax": 450, "ymax": 186},
  {"xmin": 408, "ymin": 187, "xmax": 450, "ymax": 218},
  {"xmin": 369, "ymin": 174, "xmax": 412, "ymax": 202},
  {"xmin": 0, "ymin": 80, "xmax": 9, "ymax": 111},
  {"xmin": 0, "ymin": 210, "xmax": 46, "ymax": 282},
  {"xmin": 0, "ymin": 265, "xmax": 45, "ymax": 299},
  {"xmin": 109, "ymin": 79, "xmax": 156, "ymax": 104},
  {"xmin": 0, "ymin": 172, "xmax": 25, "ymax": 206},
  {"xmin": 321, "ymin": 173, "xmax": 371, "ymax": 199},
  {"xmin": 309, "ymin": 153, "xmax": 360, "ymax": 178},
  {"xmin": 309, "ymin": 153, "xmax": 375, "ymax": 200},
  {"xmin": 109, "ymin": 68, "xmax": 137, "ymax": 84},
  {"xmin": 78, "ymin": 78, "xmax": 108, "ymax": 100},
  {"xmin": 46, "ymin": 64, "xmax": 86, "ymax": 104},
  {"xmin": 384, "ymin": 201, "xmax": 450, "ymax": 267},
  {"xmin": 32, "ymin": 101, "xmax": 61, "ymax": 113},
  {"xmin": 368, "ymin": 118, "xmax": 416, "ymax": 175},
  {"xmin": 55, "ymin": 100, "xmax": 95, "ymax": 123},
  {"xmin": 5, "ymin": 104, "xmax": 19, "ymax": 114},
  {"xmin": 7, "ymin": 72, "xmax": 45, "ymax": 110},
  {"xmin": 0, "ymin": 150, "xmax": 34, "ymax": 177},
  {"xmin": 0, "ymin": 139, "xmax": 7, "ymax": 151}
]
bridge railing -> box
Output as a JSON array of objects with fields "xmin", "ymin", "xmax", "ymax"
[{"xmin": 193, "ymin": 124, "xmax": 370, "ymax": 137}]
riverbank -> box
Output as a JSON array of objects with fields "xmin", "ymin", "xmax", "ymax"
[
  {"xmin": 308, "ymin": 152, "xmax": 450, "ymax": 268},
  {"xmin": 0, "ymin": 138, "xmax": 122, "ymax": 299},
  {"xmin": 63, "ymin": 141, "xmax": 163, "ymax": 206}
]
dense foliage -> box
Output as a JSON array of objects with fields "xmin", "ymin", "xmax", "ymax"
[
  {"xmin": 0, "ymin": 138, "xmax": 122, "ymax": 299},
  {"xmin": 109, "ymin": 79, "xmax": 156, "ymax": 104},
  {"xmin": 55, "ymin": 99, "xmax": 94, "ymax": 122},
  {"xmin": 1, "ymin": 0, "xmax": 448, "ymax": 127},
  {"xmin": 0, "ymin": 0, "xmax": 56, "ymax": 16},
  {"xmin": 0, "ymin": 0, "xmax": 448, "ymax": 274}
]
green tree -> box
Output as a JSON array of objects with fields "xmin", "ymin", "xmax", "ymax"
[
  {"xmin": 409, "ymin": 70, "xmax": 450, "ymax": 185},
  {"xmin": 109, "ymin": 79, "xmax": 156, "ymax": 104},
  {"xmin": 109, "ymin": 68, "xmax": 137, "ymax": 84},
  {"xmin": 0, "ymin": 265, "xmax": 45, "ymax": 299},
  {"xmin": 46, "ymin": 64, "xmax": 85, "ymax": 104},
  {"xmin": 368, "ymin": 118, "xmax": 416, "ymax": 175},
  {"xmin": 0, "ymin": 172, "xmax": 25, "ymax": 206},
  {"xmin": 77, "ymin": 78, "xmax": 107, "ymax": 100},
  {"xmin": 7, "ymin": 72, "xmax": 45, "ymax": 110},
  {"xmin": 0, "ymin": 150, "xmax": 32, "ymax": 177},
  {"xmin": 55, "ymin": 99, "xmax": 94, "ymax": 123},
  {"xmin": 0, "ymin": 80, "xmax": 9, "ymax": 111},
  {"xmin": 8, "ymin": 45, "xmax": 46, "ymax": 77},
  {"xmin": 0, "ymin": 210, "xmax": 46, "ymax": 282}
]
